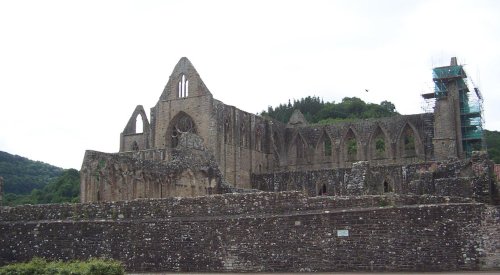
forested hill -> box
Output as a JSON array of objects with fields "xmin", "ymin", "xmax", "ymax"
[
  {"xmin": 0, "ymin": 151, "xmax": 80, "ymax": 206},
  {"xmin": 485, "ymin": 130, "xmax": 500, "ymax": 164},
  {"xmin": 261, "ymin": 96, "xmax": 398, "ymax": 124},
  {"xmin": 0, "ymin": 151, "xmax": 63, "ymax": 194}
]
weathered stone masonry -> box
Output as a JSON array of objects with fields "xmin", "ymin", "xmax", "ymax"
[
  {"xmin": 0, "ymin": 192, "xmax": 498, "ymax": 272},
  {"xmin": 81, "ymin": 57, "xmax": 493, "ymax": 202},
  {"xmin": 253, "ymin": 151, "xmax": 497, "ymax": 203}
]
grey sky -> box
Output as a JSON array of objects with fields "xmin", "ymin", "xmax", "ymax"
[{"xmin": 0, "ymin": 0, "xmax": 499, "ymax": 169}]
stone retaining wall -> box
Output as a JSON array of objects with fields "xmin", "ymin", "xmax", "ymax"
[{"xmin": 0, "ymin": 192, "xmax": 498, "ymax": 272}]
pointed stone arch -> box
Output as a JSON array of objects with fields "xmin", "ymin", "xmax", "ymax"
[
  {"xmin": 398, "ymin": 122, "xmax": 423, "ymax": 158},
  {"xmin": 120, "ymin": 105, "xmax": 151, "ymax": 152},
  {"xmin": 122, "ymin": 105, "xmax": 150, "ymax": 135},
  {"xmin": 160, "ymin": 57, "xmax": 212, "ymax": 101},
  {"xmin": 369, "ymin": 125, "xmax": 390, "ymax": 160},
  {"xmin": 166, "ymin": 111, "xmax": 197, "ymax": 148},
  {"xmin": 289, "ymin": 132, "xmax": 308, "ymax": 161},
  {"xmin": 315, "ymin": 129, "xmax": 333, "ymax": 158},
  {"xmin": 296, "ymin": 134, "xmax": 307, "ymax": 159},
  {"xmin": 177, "ymin": 74, "xmax": 189, "ymax": 98}
]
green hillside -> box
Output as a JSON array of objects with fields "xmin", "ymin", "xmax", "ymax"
[
  {"xmin": 0, "ymin": 151, "xmax": 63, "ymax": 194},
  {"xmin": 0, "ymin": 151, "xmax": 80, "ymax": 206},
  {"xmin": 4, "ymin": 168, "xmax": 80, "ymax": 206}
]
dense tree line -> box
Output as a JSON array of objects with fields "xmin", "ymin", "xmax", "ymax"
[
  {"xmin": 0, "ymin": 151, "xmax": 63, "ymax": 194},
  {"xmin": 261, "ymin": 96, "xmax": 398, "ymax": 124},
  {"xmin": 3, "ymin": 169, "xmax": 80, "ymax": 206},
  {"xmin": 485, "ymin": 130, "xmax": 500, "ymax": 164}
]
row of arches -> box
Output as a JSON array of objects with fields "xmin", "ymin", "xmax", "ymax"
[
  {"xmin": 288, "ymin": 123, "xmax": 422, "ymax": 163},
  {"xmin": 123, "ymin": 109, "xmax": 425, "ymax": 168}
]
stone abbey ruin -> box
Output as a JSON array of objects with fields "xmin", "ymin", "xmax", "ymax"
[
  {"xmin": 1, "ymin": 57, "xmax": 499, "ymax": 272},
  {"xmin": 81, "ymin": 57, "xmax": 493, "ymax": 202}
]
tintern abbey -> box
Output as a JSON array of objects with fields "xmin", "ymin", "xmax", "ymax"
[
  {"xmin": 2, "ymin": 57, "xmax": 498, "ymax": 273},
  {"xmin": 80, "ymin": 57, "xmax": 494, "ymax": 203}
]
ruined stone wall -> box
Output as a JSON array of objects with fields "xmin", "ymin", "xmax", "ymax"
[
  {"xmin": 278, "ymin": 113, "xmax": 434, "ymax": 171},
  {"xmin": 252, "ymin": 164, "xmax": 426, "ymax": 197},
  {"xmin": 212, "ymin": 101, "xmax": 273, "ymax": 189},
  {"xmin": 112, "ymin": 58, "xmax": 439, "ymax": 193},
  {"xmin": 253, "ymin": 152, "xmax": 496, "ymax": 203},
  {"xmin": 495, "ymin": 164, "xmax": 500, "ymax": 182},
  {"xmin": 80, "ymin": 133, "xmax": 235, "ymax": 203},
  {"xmin": 120, "ymin": 105, "xmax": 150, "ymax": 152},
  {"xmin": 433, "ymin": 92, "xmax": 459, "ymax": 159},
  {"xmin": 1, "ymin": 192, "xmax": 497, "ymax": 272},
  {"xmin": 480, "ymin": 205, "xmax": 500, "ymax": 269}
]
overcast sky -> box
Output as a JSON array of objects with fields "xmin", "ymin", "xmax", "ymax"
[{"xmin": 0, "ymin": 0, "xmax": 499, "ymax": 169}]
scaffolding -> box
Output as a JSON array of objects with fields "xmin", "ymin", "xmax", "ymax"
[{"xmin": 431, "ymin": 64, "xmax": 485, "ymax": 158}]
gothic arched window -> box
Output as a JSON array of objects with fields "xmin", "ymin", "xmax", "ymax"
[{"xmin": 178, "ymin": 74, "xmax": 189, "ymax": 98}]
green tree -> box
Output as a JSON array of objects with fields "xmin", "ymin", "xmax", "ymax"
[
  {"xmin": 4, "ymin": 169, "xmax": 80, "ymax": 206},
  {"xmin": 261, "ymin": 96, "xmax": 398, "ymax": 124},
  {"xmin": 0, "ymin": 151, "xmax": 63, "ymax": 194},
  {"xmin": 485, "ymin": 130, "xmax": 500, "ymax": 163}
]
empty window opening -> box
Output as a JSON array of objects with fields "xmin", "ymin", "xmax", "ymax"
[
  {"xmin": 131, "ymin": 141, "xmax": 139, "ymax": 151},
  {"xmin": 178, "ymin": 74, "xmax": 189, "ymax": 98},
  {"xmin": 318, "ymin": 184, "xmax": 327, "ymax": 196},
  {"xmin": 170, "ymin": 113, "xmax": 196, "ymax": 148},
  {"xmin": 324, "ymin": 137, "xmax": 332, "ymax": 156},
  {"xmin": 296, "ymin": 137, "xmax": 306, "ymax": 159},
  {"xmin": 384, "ymin": 181, "xmax": 393, "ymax": 193},
  {"xmin": 402, "ymin": 126, "xmax": 416, "ymax": 157},
  {"xmin": 404, "ymin": 135, "xmax": 415, "ymax": 155},
  {"xmin": 375, "ymin": 137, "xmax": 386, "ymax": 158},
  {"xmin": 347, "ymin": 138, "xmax": 357, "ymax": 161},
  {"xmin": 345, "ymin": 129, "xmax": 357, "ymax": 161},
  {"xmin": 135, "ymin": 115, "xmax": 144, "ymax": 134}
]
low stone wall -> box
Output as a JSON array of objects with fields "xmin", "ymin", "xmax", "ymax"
[
  {"xmin": 252, "ymin": 152, "xmax": 496, "ymax": 203},
  {"xmin": 0, "ymin": 192, "xmax": 497, "ymax": 272}
]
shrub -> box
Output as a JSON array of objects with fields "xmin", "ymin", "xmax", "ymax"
[{"xmin": 0, "ymin": 258, "xmax": 124, "ymax": 275}]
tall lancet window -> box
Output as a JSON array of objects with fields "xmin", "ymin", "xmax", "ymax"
[{"xmin": 178, "ymin": 74, "xmax": 189, "ymax": 98}]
